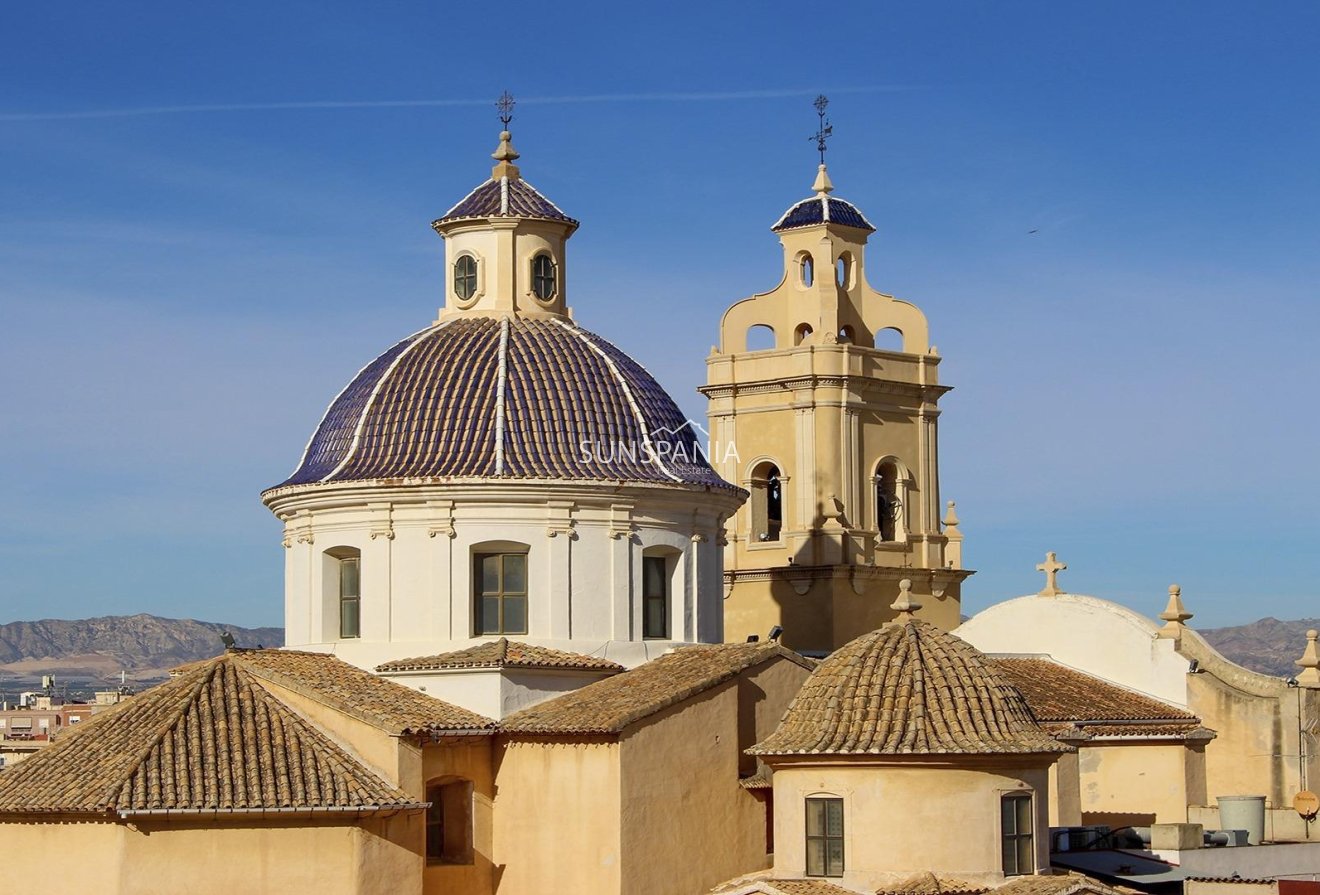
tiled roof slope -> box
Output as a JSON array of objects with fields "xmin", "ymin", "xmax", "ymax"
[
  {"xmin": 771, "ymin": 195, "xmax": 875, "ymax": 233},
  {"xmin": 751, "ymin": 619, "xmax": 1070, "ymax": 757},
  {"xmin": 0, "ymin": 654, "xmax": 422, "ymax": 816},
  {"xmin": 235, "ymin": 649, "xmax": 496, "ymax": 735},
  {"xmin": 436, "ymin": 175, "xmax": 578, "ymax": 227},
  {"xmin": 270, "ymin": 316, "xmax": 735, "ymax": 493},
  {"xmin": 501, "ymin": 642, "xmax": 814, "ymax": 735},
  {"xmin": 993, "ymin": 873, "xmax": 1124, "ymax": 895},
  {"xmin": 991, "ymin": 657, "xmax": 1198, "ymax": 724},
  {"xmin": 376, "ymin": 638, "xmax": 624, "ymax": 673},
  {"xmin": 876, "ymin": 873, "xmax": 990, "ymax": 895}
]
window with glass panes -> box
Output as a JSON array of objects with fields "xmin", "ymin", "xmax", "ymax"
[
  {"xmin": 453, "ymin": 255, "xmax": 477, "ymax": 300},
  {"xmin": 1001, "ymin": 792, "xmax": 1034, "ymax": 875},
  {"xmin": 475, "ymin": 553, "xmax": 528, "ymax": 635},
  {"xmin": 642, "ymin": 556, "xmax": 668, "ymax": 639},
  {"xmin": 532, "ymin": 254, "xmax": 556, "ymax": 300},
  {"xmin": 338, "ymin": 556, "xmax": 360, "ymax": 639},
  {"xmin": 805, "ymin": 797, "xmax": 844, "ymax": 877}
]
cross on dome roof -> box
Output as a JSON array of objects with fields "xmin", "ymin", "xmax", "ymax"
[{"xmin": 1036, "ymin": 551, "xmax": 1067, "ymax": 596}]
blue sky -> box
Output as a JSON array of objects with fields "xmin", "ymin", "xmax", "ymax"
[{"xmin": 1, "ymin": 2, "xmax": 1317, "ymax": 629}]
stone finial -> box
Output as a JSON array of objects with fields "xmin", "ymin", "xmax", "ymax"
[
  {"xmin": 942, "ymin": 501, "xmax": 963, "ymax": 571},
  {"xmin": 891, "ymin": 578, "xmax": 922, "ymax": 617},
  {"xmin": 1296, "ymin": 629, "xmax": 1320, "ymax": 688},
  {"xmin": 1160, "ymin": 584, "xmax": 1193, "ymax": 624},
  {"xmin": 491, "ymin": 130, "xmax": 522, "ymax": 180},
  {"xmin": 812, "ymin": 163, "xmax": 834, "ymax": 196},
  {"xmin": 1036, "ymin": 551, "xmax": 1067, "ymax": 596}
]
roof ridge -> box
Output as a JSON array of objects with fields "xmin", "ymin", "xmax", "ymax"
[{"xmin": 99, "ymin": 659, "xmax": 218, "ymax": 810}]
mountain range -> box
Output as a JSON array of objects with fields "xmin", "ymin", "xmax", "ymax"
[
  {"xmin": 0, "ymin": 613, "xmax": 282, "ymax": 692},
  {"xmin": 1200, "ymin": 616, "xmax": 1320, "ymax": 679}
]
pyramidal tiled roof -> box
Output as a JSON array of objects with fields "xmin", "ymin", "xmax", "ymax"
[
  {"xmin": 0, "ymin": 653, "xmax": 428, "ymax": 817},
  {"xmin": 270, "ymin": 316, "xmax": 735, "ymax": 492},
  {"xmin": 376, "ymin": 638, "xmax": 624, "ymax": 673},
  {"xmin": 750, "ymin": 619, "xmax": 1070, "ymax": 757},
  {"xmin": 771, "ymin": 195, "xmax": 874, "ymax": 233},
  {"xmin": 502, "ymin": 642, "xmax": 813, "ymax": 736},
  {"xmin": 435, "ymin": 174, "xmax": 578, "ymax": 228}
]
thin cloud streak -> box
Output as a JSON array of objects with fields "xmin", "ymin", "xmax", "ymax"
[{"xmin": 0, "ymin": 85, "xmax": 917, "ymax": 122}]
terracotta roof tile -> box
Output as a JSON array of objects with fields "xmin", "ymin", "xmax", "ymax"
[
  {"xmin": 709, "ymin": 878, "xmax": 858, "ymax": 895},
  {"xmin": 234, "ymin": 649, "xmax": 496, "ymax": 735},
  {"xmin": 991, "ymin": 658, "xmax": 1199, "ymax": 724},
  {"xmin": 0, "ymin": 654, "xmax": 422, "ymax": 816},
  {"xmin": 875, "ymin": 873, "xmax": 991, "ymax": 895},
  {"xmin": 993, "ymin": 873, "xmax": 1125, "ymax": 895},
  {"xmin": 376, "ymin": 638, "xmax": 624, "ymax": 673},
  {"xmin": 751, "ymin": 620, "xmax": 1070, "ymax": 757},
  {"xmin": 501, "ymin": 642, "xmax": 813, "ymax": 735}
]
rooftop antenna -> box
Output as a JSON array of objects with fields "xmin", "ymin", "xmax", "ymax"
[
  {"xmin": 810, "ymin": 94, "xmax": 832, "ymax": 166},
  {"xmin": 496, "ymin": 90, "xmax": 516, "ymax": 128}
]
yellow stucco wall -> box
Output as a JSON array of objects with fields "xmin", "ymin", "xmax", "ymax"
[
  {"xmin": 618, "ymin": 657, "xmax": 810, "ymax": 895},
  {"xmin": 769, "ymin": 761, "xmax": 1052, "ymax": 892},
  {"xmin": 492, "ymin": 739, "xmax": 622, "ymax": 894},
  {"xmin": 1074, "ymin": 743, "xmax": 1190, "ymax": 826},
  {"xmin": 0, "ymin": 816, "xmax": 419, "ymax": 895}
]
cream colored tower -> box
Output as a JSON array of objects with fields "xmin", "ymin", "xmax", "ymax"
[{"xmin": 703, "ymin": 163, "xmax": 972, "ymax": 653}]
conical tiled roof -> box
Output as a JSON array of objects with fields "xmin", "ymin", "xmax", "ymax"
[
  {"xmin": 269, "ymin": 316, "xmax": 734, "ymax": 492},
  {"xmin": 771, "ymin": 195, "xmax": 874, "ymax": 233},
  {"xmin": 435, "ymin": 175, "xmax": 578, "ymax": 229},
  {"xmin": 750, "ymin": 619, "xmax": 1069, "ymax": 756}
]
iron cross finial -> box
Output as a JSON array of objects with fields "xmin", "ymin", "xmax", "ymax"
[
  {"xmin": 496, "ymin": 91, "xmax": 516, "ymax": 128},
  {"xmin": 810, "ymin": 94, "xmax": 832, "ymax": 165}
]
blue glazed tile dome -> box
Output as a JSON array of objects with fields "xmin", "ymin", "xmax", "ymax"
[
  {"xmin": 772, "ymin": 195, "xmax": 874, "ymax": 233},
  {"xmin": 270, "ymin": 316, "xmax": 734, "ymax": 492}
]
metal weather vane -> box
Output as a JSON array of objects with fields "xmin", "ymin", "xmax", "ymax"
[
  {"xmin": 810, "ymin": 94, "xmax": 832, "ymax": 165},
  {"xmin": 497, "ymin": 91, "xmax": 516, "ymax": 128}
]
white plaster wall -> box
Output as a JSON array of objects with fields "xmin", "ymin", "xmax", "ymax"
[
  {"xmin": 268, "ymin": 480, "xmax": 741, "ymax": 673},
  {"xmin": 955, "ymin": 594, "xmax": 1192, "ymax": 707}
]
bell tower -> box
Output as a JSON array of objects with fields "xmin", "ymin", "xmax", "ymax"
[{"xmin": 702, "ymin": 100, "xmax": 972, "ymax": 653}]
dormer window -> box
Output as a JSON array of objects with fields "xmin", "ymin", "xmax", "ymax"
[
  {"xmin": 532, "ymin": 253, "xmax": 557, "ymax": 300},
  {"xmin": 453, "ymin": 255, "xmax": 478, "ymax": 301}
]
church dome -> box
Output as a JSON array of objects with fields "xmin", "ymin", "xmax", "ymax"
[
  {"xmin": 750, "ymin": 598, "xmax": 1068, "ymax": 756},
  {"xmin": 270, "ymin": 315, "xmax": 734, "ymax": 492},
  {"xmin": 772, "ymin": 194, "xmax": 874, "ymax": 233}
]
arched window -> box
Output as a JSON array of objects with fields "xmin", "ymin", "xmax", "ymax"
[
  {"xmin": 324, "ymin": 547, "xmax": 361, "ymax": 639},
  {"xmin": 474, "ymin": 549, "xmax": 528, "ymax": 635},
  {"xmin": 1001, "ymin": 792, "xmax": 1034, "ymax": 876},
  {"xmin": 531, "ymin": 253, "xmax": 557, "ymax": 300},
  {"xmin": 835, "ymin": 253, "xmax": 851, "ymax": 288},
  {"xmin": 837, "ymin": 325, "xmax": 854, "ymax": 344},
  {"xmin": 874, "ymin": 327, "xmax": 905, "ymax": 352},
  {"xmin": 453, "ymin": 254, "xmax": 477, "ymax": 300},
  {"xmin": 805, "ymin": 796, "xmax": 844, "ymax": 877},
  {"xmin": 426, "ymin": 778, "xmax": 474, "ymax": 865},
  {"xmin": 800, "ymin": 254, "xmax": 814, "ymax": 287},
  {"xmin": 750, "ymin": 462, "xmax": 783, "ymax": 542},
  {"xmin": 875, "ymin": 460, "xmax": 905, "ymax": 543},
  {"xmin": 794, "ymin": 323, "xmax": 814, "ymax": 346},
  {"xmin": 746, "ymin": 324, "xmax": 776, "ymax": 352}
]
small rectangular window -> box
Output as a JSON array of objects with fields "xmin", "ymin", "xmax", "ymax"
[
  {"xmin": 339, "ymin": 556, "xmax": 361, "ymax": 639},
  {"xmin": 426, "ymin": 779, "xmax": 474, "ymax": 865},
  {"xmin": 475, "ymin": 553, "xmax": 528, "ymax": 635},
  {"xmin": 805, "ymin": 797, "xmax": 844, "ymax": 877},
  {"xmin": 642, "ymin": 555, "xmax": 669, "ymax": 639},
  {"xmin": 1001, "ymin": 792, "xmax": 1034, "ymax": 876}
]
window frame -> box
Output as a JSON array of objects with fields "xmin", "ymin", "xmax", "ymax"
[
  {"xmin": 453, "ymin": 254, "xmax": 478, "ymax": 301},
  {"xmin": 805, "ymin": 796, "xmax": 845, "ymax": 878},
  {"xmin": 641, "ymin": 554, "xmax": 669, "ymax": 640},
  {"xmin": 531, "ymin": 253, "xmax": 557, "ymax": 301},
  {"xmin": 338, "ymin": 554, "xmax": 361, "ymax": 639},
  {"xmin": 1001, "ymin": 791, "xmax": 1035, "ymax": 876},
  {"xmin": 474, "ymin": 552, "xmax": 529, "ymax": 635}
]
